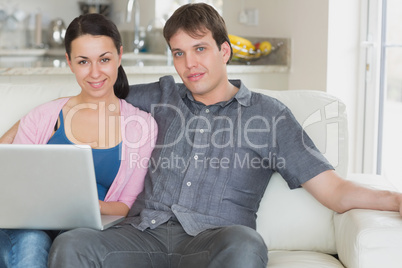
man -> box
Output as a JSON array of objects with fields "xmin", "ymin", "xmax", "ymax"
[{"xmin": 1, "ymin": 3, "xmax": 402, "ymax": 268}]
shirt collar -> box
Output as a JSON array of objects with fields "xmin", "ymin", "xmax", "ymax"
[{"xmin": 178, "ymin": 79, "xmax": 252, "ymax": 107}]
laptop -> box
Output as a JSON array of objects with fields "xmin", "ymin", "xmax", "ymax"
[{"xmin": 0, "ymin": 144, "xmax": 125, "ymax": 230}]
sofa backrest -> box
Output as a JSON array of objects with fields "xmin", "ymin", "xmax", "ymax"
[
  {"xmin": 253, "ymin": 89, "xmax": 348, "ymax": 254},
  {"xmin": 0, "ymin": 84, "xmax": 80, "ymax": 137}
]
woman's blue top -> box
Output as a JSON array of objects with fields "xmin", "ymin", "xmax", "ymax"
[{"xmin": 47, "ymin": 110, "xmax": 121, "ymax": 201}]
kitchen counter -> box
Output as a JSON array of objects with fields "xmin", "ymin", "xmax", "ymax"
[
  {"xmin": 0, "ymin": 65, "xmax": 289, "ymax": 76},
  {"xmin": 0, "ymin": 56, "xmax": 289, "ymax": 76},
  {"xmin": 0, "ymin": 49, "xmax": 290, "ymax": 89}
]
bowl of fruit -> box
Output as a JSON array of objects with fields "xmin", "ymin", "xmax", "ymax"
[{"xmin": 229, "ymin": 34, "xmax": 281, "ymax": 62}]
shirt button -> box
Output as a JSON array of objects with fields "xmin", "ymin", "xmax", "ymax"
[
  {"xmin": 194, "ymin": 155, "xmax": 198, "ymax": 160},
  {"xmin": 205, "ymin": 109, "xmax": 210, "ymax": 113},
  {"xmin": 200, "ymin": 129, "xmax": 204, "ymax": 133},
  {"xmin": 187, "ymin": 182, "xmax": 191, "ymax": 187},
  {"xmin": 151, "ymin": 219, "xmax": 156, "ymax": 224}
]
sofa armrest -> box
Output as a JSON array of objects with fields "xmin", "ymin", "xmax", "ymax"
[
  {"xmin": 334, "ymin": 173, "xmax": 402, "ymax": 268},
  {"xmin": 335, "ymin": 209, "xmax": 402, "ymax": 268}
]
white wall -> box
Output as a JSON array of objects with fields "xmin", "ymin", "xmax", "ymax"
[
  {"xmin": 223, "ymin": 0, "xmax": 329, "ymax": 92},
  {"xmin": 326, "ymin": 0, "xmax": 362, "ymax": 173}
]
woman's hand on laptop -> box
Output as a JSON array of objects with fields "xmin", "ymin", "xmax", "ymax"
[{"xmin": 98, "ymin": 200, "xmax": 130, "ymax": 217}]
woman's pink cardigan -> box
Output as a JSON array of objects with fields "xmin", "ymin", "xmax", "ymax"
[{"xmin": 13, "ymin": 98, "xmax": 157, "ymax": 208}]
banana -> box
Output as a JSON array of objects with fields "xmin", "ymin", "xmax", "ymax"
[{"xmin": 229, "ymin": 34, "xmax": 255, "ymax": 59}]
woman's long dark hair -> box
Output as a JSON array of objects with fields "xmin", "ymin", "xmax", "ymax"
[{"xmin": 65, "ymin": 13, "xmax": 129, "ymax": 99}]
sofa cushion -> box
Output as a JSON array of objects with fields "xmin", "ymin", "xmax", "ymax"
[
  {"xmin": 257, "ymin": 173, "xmax": 336, "ymax": 254},
  {"xmin": 268, "ymin": 251, "xmax": 344, "ymax": 268}
]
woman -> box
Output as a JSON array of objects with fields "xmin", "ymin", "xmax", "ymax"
[{"xmin": 0, "ymin": 13, "xmax": 157, "ymax": 267}]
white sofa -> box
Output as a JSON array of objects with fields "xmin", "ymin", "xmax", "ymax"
[{"xmin": 1, "ymin": 82, "xmax": 402, "ymax": 267}]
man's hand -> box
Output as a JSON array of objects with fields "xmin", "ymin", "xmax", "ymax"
[
  {"xmin": 0, "ymin": 121, "xmax": 19, "ymax": 144},
  {"xmin": 398, "ymin": 194, "xmax": 402, "ymax": 217}
]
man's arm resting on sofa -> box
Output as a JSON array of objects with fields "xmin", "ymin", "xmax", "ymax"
[
  {"xmin": 302, "ymin": 170, "xmax": 402, "ymax": 216},
  {"xmin": 0, "ymin": 121, "xmax": 19, "ymax": 144}
]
